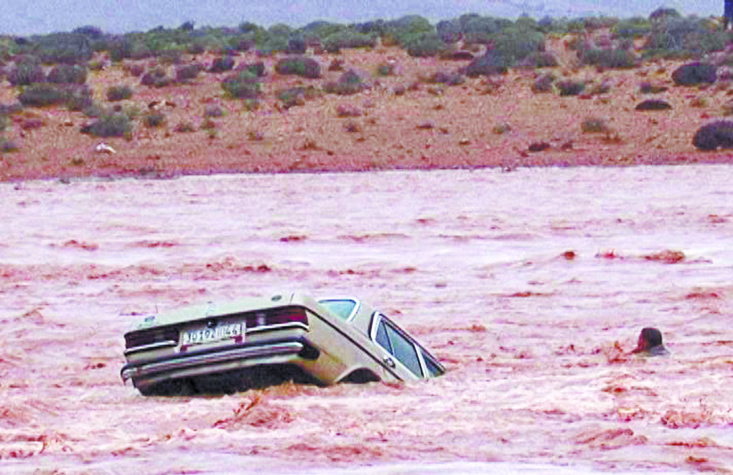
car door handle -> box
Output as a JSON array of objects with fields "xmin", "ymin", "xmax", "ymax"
[{"xmin": 383, "ymin": 357, "xmax": 395, "ymax": 368}]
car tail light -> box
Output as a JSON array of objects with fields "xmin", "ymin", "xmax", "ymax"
[{"xmin": 125, "ymin": 326, "xmax": 179, "ymax": 349}]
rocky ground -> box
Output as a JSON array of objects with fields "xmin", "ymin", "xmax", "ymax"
[{"xmin": 2, "ymin": 41, "xmax": 733, "ymax": 182}]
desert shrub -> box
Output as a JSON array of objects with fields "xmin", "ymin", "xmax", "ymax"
[
  {"xmin": 0, "ymin": 137, "xmax": 19, "ymax": 153},
  {"xmin": 18, "ymin": 84, "xmax": 69, "ymax": 107},
  {"xmin": 463, "ymin": 50, "xmax": 507, "ymax": 77},
  {"xmin": 8, "ymin": 57, "xmax": 45, "ymax": 86},
  {"xmin": 221, "ymin": 71, "xmax": 261, "ymax": 99},
  {"xmin": 671, "ymin": 62, "xmax": 717, "ymax": 86},
  {"xmin": 156, "ymin": 49, "xmax": 182, "ymax": 66},
  {"xmin": 532, "ymin": 51, "xmax": 559, "ymax": 68},
  {"xmin": 46, "ymin": 64, "xmax": 88, "ymax": 84},
  {"xmin": 336, "ymin": 104, "xmax": 362, "ymax": 117},
  {"xmin": 493, "ymin": 122, "xmax": 511, "ymax": 134},
  {"xmin": 35, "ymin": 33, "xmax": 91, "ymax": 64},
  {"xmin": 322, "ymin": 30, "xmax": 376, "ymax": 53},
  {"xmin": 556, "ymin": 80, "xmax": 585, "ymax": 96},
  {"xmin": 492, "ymin": 26, "xmax": 545, "ymax": 65},
  {"xmin": 581, "ymin": 117, "xmax": 608, "ymax": 133},
  {"xmin": 692, "ymin": 121, "xmax": 733, "ymax": 150},
  {"xmin": 106, "ymin": 85, "xmax": 133, "ymax": 101},
  {"xmin": 240, "ymin": 61, "xmax": 265, "ymax": 77},
  {"xmin": 323, "ymin": 69, "xmax": 366, "ymax": 95},
  {"xmin": 142, "ymin": 112, "xmax": 166, "ymax": 128},
  {"xmin": 585, "ymin": 80, "xmax": 611, "ymax": 96},
  {"xmin": 175, "ymin": 63, "xmax": 204, "ymax": 82},
  {"xmin": 0, "ymin": 103, "xmax": 23, "ymax": 116},
  {"xmin": 635, "ymin": 99, "xmax": 672, "ymax": 111},
  {"xmin": 204, "ymin": 104, "xmax": 224, "ymax": 117},
  {"xmin": 277, "ymin": 88, "xmax": 306, "ymax": 109},
  {"xmin": 287, "ymin": 37, "xmax": 307, "ymax": 54},
  {"xmin": 209, "ymin": 56, "xmax": 235, "ymax": 73},
  {"xmin": 140, "ymin": 68, "xmax": 171, "ymax": 87},
  {"xmin": 21, "ymin": 118, "xmax": 44, "ymax": 130},
  {"xmin": 436, "ymin": 19, "xmax": 461, "ymax": 43},
  {"xmin": 376, "ymin": 63, "xmax": 395, "ymax": 76},
  {"xmin": 582, "ymin": 48, "xmax": 636, "ymax": 69},
  {"xmin": 425, "ymin": 71, "xmax": 465, "ymax": 86},
  {"xmin": 174, "ymin": 121, "xmax": 196, "ymax": 133},
  {"xmin": 532, "ymin": 73, "xmax": 555, "ymax": 93},
  {"xmin": 123, "ymin": 62, "xmax": 146, "ymax": 77},
  {"xmin": 405, "ymin": 32, "xmax": 446, "ymax": 58},
  {"xmin": 187, "ymin": 43, "xmax": 206, "ymax": 55},
  {"xmin": 614, "ymin": 16, "xmax": 652, "ymax": 38},
  {"xmin": 80, "ymin": 113, "xmax": 132, "ymax": 137},
  {"xmin": 274, "ymin": 56, "xmax": 321, "ymax": 79},
  {"xmin": 65, "ymin": 86, "xmax": 94, "ymax": 111},
  {"xmin": 639, "ymin": 82, "xmax": 668, "ymax": 94}
]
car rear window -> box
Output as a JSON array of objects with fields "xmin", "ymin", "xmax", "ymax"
[{"xmin": 318, "ymin": 299, "xmax": 357, "ymax": 321}]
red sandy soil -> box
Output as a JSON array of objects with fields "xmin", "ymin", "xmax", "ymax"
[{"xmin": 2, "ymin": 40, "xmax": 733, "ymax": 182}]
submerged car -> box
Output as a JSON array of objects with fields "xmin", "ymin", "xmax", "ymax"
[{"xmin": 121, "ymin": 293, "xmax": 445, "ymax": 395}]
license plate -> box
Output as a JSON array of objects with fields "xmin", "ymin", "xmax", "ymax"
[{"xmin": 182, "ymin": 322, "xmax": 244, "ymax": 346}]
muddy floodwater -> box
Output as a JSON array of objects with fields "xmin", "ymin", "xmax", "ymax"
[{"xmin": 2, "ymin": 165, "xmax": 733, "ymax": 474}]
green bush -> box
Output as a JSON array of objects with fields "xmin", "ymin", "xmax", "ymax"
[
  {"xmin": 80, "ymin": 113, "xmax": 132, "ymax": 137},
  {"xmin": 140, "ymin": 68, "xmax": 171, "ymax": 87},
  {"xmin": 209, "ymin": 56, "xmax": 235, "ymax": 73},
  {"xmin": 46, "ymin": 64, "xmax": 88, "ymax": 84},
  {"xmin": 65, "ymin": 86, "xmax": 94, "ymax": 111},
  {"xmin": 557, "ymin": 80, "xmax": 585, "ymax": 96},
  {"xmin": 582, "ymin": 48, "xmax": 636, "ymax": 69},
  {"xmin": 106, "ymin": 85, "xmax": 134, "ymax": 101},
  {"xmin": 277, "ymin": 88, "xmax": 306, "ymax": 109},
  {"xmin": 463, "ymin": 51, "xmax": 507, "ymax": 77},
  {"xmin": 0, "ymin": 114, "xmax": 7, "ymax": 132},
  {"xmin": 175, "ymin": 63, "xmax": 204, "ymax": 82},
  {"xmin": 0, "ymin": 136, "xmax": 19, "ymax": 153},
  {"xmin": 142, "ymin": 112, "xmax": 166, "ymax": 128},
  {"xmin": 323, "ymin": 69, "xmax": 366, "ymax": 95},
  {"xmin": 693, "ymin": 121, "xmax": 733, "ymax": 150},
  {"xmin": 405, "ymin": 32, "xmax": 446, "ymax": 58},
  {"xmin": 241, "ymin": 61, "xmax": 266, "ymax": 77},
  {"xmin": 492, "ymin": 26, "xmax": 545, "ymax": 65},
  {"xmin": 425, "ymin": 71, "xmax": 465, "ymax": 86},
  {"xmin": 671, "ymin": 62, "xmax": 717, "ymax": 86},
  {"xmin": 375, "ymin": 63, "xmax": 395, "ymax": 76},
  {"xmin": 8, "ymin": 57, "xmax": 45, "ymax": 86},
  {"xmin": 322, "ymin": 30, "xmax": 376, "ymax": 53},
  {"xmin": 221, "ymin": 71, "xmax": 261, "ymax": 99},
  {"xmin": 274, "ymin": 56, "xmax": 321, "ymax": 79},
  {"xmin": 18, "ymin": 84, "xmax": 69, "ymax": 107},
  {"xmin": 35, "ymin": 33, "xmax": 92, "ymax": 64},
  {"xmin": 582, "ymin": 117, "xmax": 608, "ymax": 133}
]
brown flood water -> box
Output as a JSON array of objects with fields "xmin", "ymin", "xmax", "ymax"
[{"xmin": 2, "ymin": 165, "xmax": 733, "ymax": 474}]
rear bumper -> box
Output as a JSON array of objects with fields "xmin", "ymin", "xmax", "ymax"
[{"xmin": 121, "ymin": 339, "xmax": 319, "ymax": 387}]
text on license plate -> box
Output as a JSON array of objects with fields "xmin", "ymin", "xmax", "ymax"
[{"xmin": 182, "ymin": 322, "xmax": 244, "ymax": 345}]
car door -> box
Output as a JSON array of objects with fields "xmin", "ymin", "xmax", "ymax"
[{"xmin": 370, "ymin": 313, "xmax": 424, "ymax": 380}]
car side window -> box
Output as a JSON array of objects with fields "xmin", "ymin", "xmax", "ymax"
[
  {"xmin": 422, "ymin": 350, "xmax": 443, "ymax": 377},
  {"xmin": 375, "ymin": 320, "xmax": 392, "ymax": 353},
  {"xmin": 374, "ymin": 316, "xmax": 423, "ymax": 377}
]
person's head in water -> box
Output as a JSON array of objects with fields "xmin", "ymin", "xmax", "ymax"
[{"xmin": 632, "ymin": 327, "xmax": 668, "ymax": 356}]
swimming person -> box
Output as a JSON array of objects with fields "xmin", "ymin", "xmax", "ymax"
[{"xmin": 631, "ymin": 327, "xmax": 669, "ymax": 356}]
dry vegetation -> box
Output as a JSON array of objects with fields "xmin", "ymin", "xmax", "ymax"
[{"xmin": 2, "ymin": 11, "xmax": 733, "ymax": 180}]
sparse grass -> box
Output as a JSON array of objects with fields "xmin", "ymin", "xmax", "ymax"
[
  {"xmin": 582, "ymin": 117, "xmax": 608, "ymax": 133},
  {"xmin": 106, "ymin": 85, "xmax": 134, "ymax": 102},
  {"xmin": 142, "ymin": 112, "xmax": 166, "ymax": 128}
]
